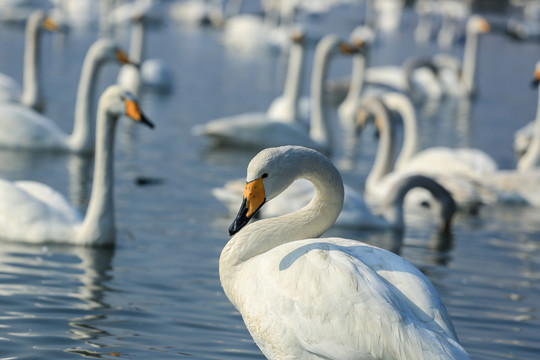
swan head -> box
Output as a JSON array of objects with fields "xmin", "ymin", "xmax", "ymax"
[
  {"xmin": 27, "ymin": 10, "xmax": 64, "ymax": 33},
  {"xmin": 229, "ymin": 146, "xmax": 322, "ymax": 235},
  {"xmin": 467, "ymin": 15, "xmax": 490, "ymax": 34},
  {"xmin": 89, "ymin": 39, "xmax": 138, "ymax": 68},
  {"xmin": 355, "ymin": 95, "xmax": 391, "ymax": 134},
  {"xmin": 100, "ymin": 85, "xmax": 154, "ymax": 128},
  {"xmin": 349, "ymin": 25, "xmax": 375, "ymax": 49}
]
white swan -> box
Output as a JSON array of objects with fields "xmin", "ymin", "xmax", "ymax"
[
  {"xmin": 194, "ymin": 35, "xmax": 354, "ymax": 153},
  {"xmin": 513, "ymin": 61, "xmax": 540, "ymax": 160},
  {"xmin": 0, "ymin": 39, "xmax": 134, "ymax": 154},
  {"xmin": 220, "ymin": 145, "xmax": 469, "ymax": 360},
  {"xmin": 0, "ymin": 85, "xmax": 154, "ymax": 246},
  {"xmin": 433, "ymin": 15, "xmax": 490, "ymax": 97},
  {"xmin": 353, "ymin": 94, "xmax": 489, "ymax": 212},
  {"xmin": 170, "ymin": 0, "xmax": 228, "ymax": 28},
  {"xmin": 0, "ymin": 10, "xmax": 59, "ymax": 111}
]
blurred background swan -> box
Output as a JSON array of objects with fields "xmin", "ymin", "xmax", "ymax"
[{"xmin": 0, "ymin": 10, "xmax": 60, "ymax": 111}]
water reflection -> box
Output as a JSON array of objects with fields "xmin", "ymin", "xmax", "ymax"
[{"xmin": 0, "ymin": 243, "xmax": 115, "ymax": 355}]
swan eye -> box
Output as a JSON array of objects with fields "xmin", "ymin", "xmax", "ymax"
[{"xmin": 262, "ymin": 173, "xmax": 268, "ymax": 179}]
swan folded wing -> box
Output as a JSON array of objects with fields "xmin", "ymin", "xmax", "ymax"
[
  {"xmin": 237, "ymin": 238, "xmax": 467, "ymax": 359},
  {"xmin": 0, "ymin": 180, "xmax": 82, "ymax": 242},
  {"xmin": 195, "ymin": 113, "xmax": 318, "ymax": 150},
  {"xmin": 0, "ymin": 73, "xmax": 23, "ymax": 102},
  {"xmin": 0, "ymin": 104, "xmax": 67, "ymax": 150}
]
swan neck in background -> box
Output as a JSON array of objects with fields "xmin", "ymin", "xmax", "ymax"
[
  {"xmin": 309, "ymin": 38, "xmax": 335, "ymax": 150},
  {"xmin": 342, "ymin": 52, "xmax": 366, "ymax": 118},
  {"xmin": 130, "ymin": 19, "xmax": 145, "ymax": 64},
  {"xmin": 461, "ymin": 29, "xmax": 479, "ymax": 94},
  {"xmin": 281, "ymin": 39, "xmax": 304, "ymax": 121},
  {"xmin": 77, "ymin": 104, "xmax": 117, "ymax": 246},
  {"xmin": 70, "ymin": 44, "xmax": 102, "ymax": 153},
  {"xmin": 387, "ymin": 94, "xmax": 420, "ymax": 169},
  {"xmin": 21, "ymin": 12, "xmax": 42, "ymax": 111},
  {"xmin": 365, "ymin": 102, "xmax": 397, "ymax": 194}
]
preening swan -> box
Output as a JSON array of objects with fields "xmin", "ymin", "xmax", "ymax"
[
  {"xmin": 194, "ymin": 35, "xmax": 356, "ymax": 153},
  {"xmin": 0, "ymin": 39, "xmax": 135, "ymax": 153},
  {"xmin": 0, "ymin": 85, "xmax": 154, "ymax": 246},
  {"xmin": 0, "ymin": 10, "xmax": 59, "ymax": 111},
  {"xmin": 220, "ymin": 145, "xmax": 469, "ymax": 360}
]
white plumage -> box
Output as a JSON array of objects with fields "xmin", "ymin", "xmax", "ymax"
[
  {"xmin": 0, "ymin": 85, "xmax": 153, "ymax": 246},
  {"xmin": 220, "ymin": 145, "xmax": 469, "ymax": 360}
]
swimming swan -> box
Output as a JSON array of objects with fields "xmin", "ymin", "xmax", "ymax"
[
  {"xmin": 220, "ymin": 145, "xmax": 469, "ymax": 360},
  {"xmin": 433, "ymin": 15, "xmax": 490, "ymax": 97},
  {"xmin": 0, "ymin": 10, "xmax": 59, "ymax": 111},
  {"xmin": 0, "ymin": 85, "xmax": 154, "ymax": 246},
  {"xmin": 0, "ymin": 39, "xmax": 135, "ymax": 153},
  {"xmin": 194, "ymin": 35, "xmax": 356, "ymax": 153}
]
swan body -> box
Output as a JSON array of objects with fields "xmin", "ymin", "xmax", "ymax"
[
  {"xmin": 194, "ymin": 35, "xmax": 349, "ymax": 153},
  {"xmin": 220, "ymin": 145, "xmax": 469, "ymax": 360},
  {"xmin": 0, "ymin": 39, "xmax": 133, "ymax": 153},
  {"xmin": 0, "ymin": 85, "xmax": 154, "ymax": 245},
  {"xmin": 355, "ymin": 93, "xmax": 489, "ymax": 212},
  {"xmin": 0, "ymin": 10, "xmax": 58, "ymax": 111}
]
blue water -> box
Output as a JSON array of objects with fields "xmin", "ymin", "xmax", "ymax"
[{"xmin": 0, "ymin": 3, "xmax": 539, "ymax": 359}]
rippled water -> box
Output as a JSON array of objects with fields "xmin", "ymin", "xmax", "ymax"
[{"xmin": 0, "ymin": 3, "xmax": 539, "ymax": 359}]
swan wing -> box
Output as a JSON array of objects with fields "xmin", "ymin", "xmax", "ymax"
[
  {"xmin": 0, "ymin": 72, "xmax": 22, "ymax": 102},
  {"xmin": 0, "ymin": 103, "xmax": 67, "ymax": 150},
  {"xmin": 405, "ymin": 147, "xmax": 497, "ymax": 177},
  {"xmin": 0, "ymin": 179, "xmax": 82, "ymax": 242},
  {"xmin": 194, "ymin": 113, "xmax": 319, "ymax": 150},
  {"xmin": 237, "ymin": 239, "xmax": 467, "ymax": 359}
]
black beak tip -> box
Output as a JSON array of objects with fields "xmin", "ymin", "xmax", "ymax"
[
  {"xmin": 531, "ymin": 79, "xmax": 539, "ymax": 89},
  {"xmin": 140, "ymin": 113, "xmax": 155, "ymax": 128}
]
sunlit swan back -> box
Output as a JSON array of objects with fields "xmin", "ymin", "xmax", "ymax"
[
  {"xmin": 0, "ymin": 85, "xmax": 154, "ymax": 246},
  {"xmin": 220, "ymin": 145, "xmax": 469, "ymax": 360}
]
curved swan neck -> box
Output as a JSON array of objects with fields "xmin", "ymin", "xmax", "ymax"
[
  {"xmin": 461, "ymin": 28, "xmax": 480, "ymax": 94},
  {"xmin": 309, "ymin": 38, "xmax": 337, "ymax": 149},
  {"xmin": 364, "ymin": 100, "xmax": 397, "ymax": 193},
  {"xmin": 221, "ymin": 150, "xmax": 344, "ymax": 269},
  {"xmin": 69, "ymin": 44, "xmax": 104, "ymax": 153},
  {"xmin": 381, "ymin": 175, "xmax": 456, "ymax": 231},
  {"xmin": 517, "ymin": 86, "xmax": 540, "ymax": 171},
  {"xmin": 21, "ymin": 12, "xmax": 43, "ymax": 111},
  {"xmin": 384, "ymin": 93, "xmax": 420, "ymax": 169},
  {"xmin": 77, "ymin": 103, "xmax": 118, "ymax": 246}
]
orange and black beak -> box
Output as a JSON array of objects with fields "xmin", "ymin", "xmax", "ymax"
[
  {"xmin": 125, "ymin": 98, "xmax": 154, "ymax": 128},
  {"xmin": 532, "ymin": 67, "xmax": 540, "ymax": 88},
  {"xmin": 229, "ymin": 177, "xmax": 266, "ymax": 236}
]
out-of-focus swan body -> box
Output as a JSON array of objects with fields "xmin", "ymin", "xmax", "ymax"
[
  {"xmin": 0, "ymin": 39, "xmax": 134, "ymax": 153},
  {"xmin": 0, "ymin": 85, "xmax": 154, "ymax": 245}
]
